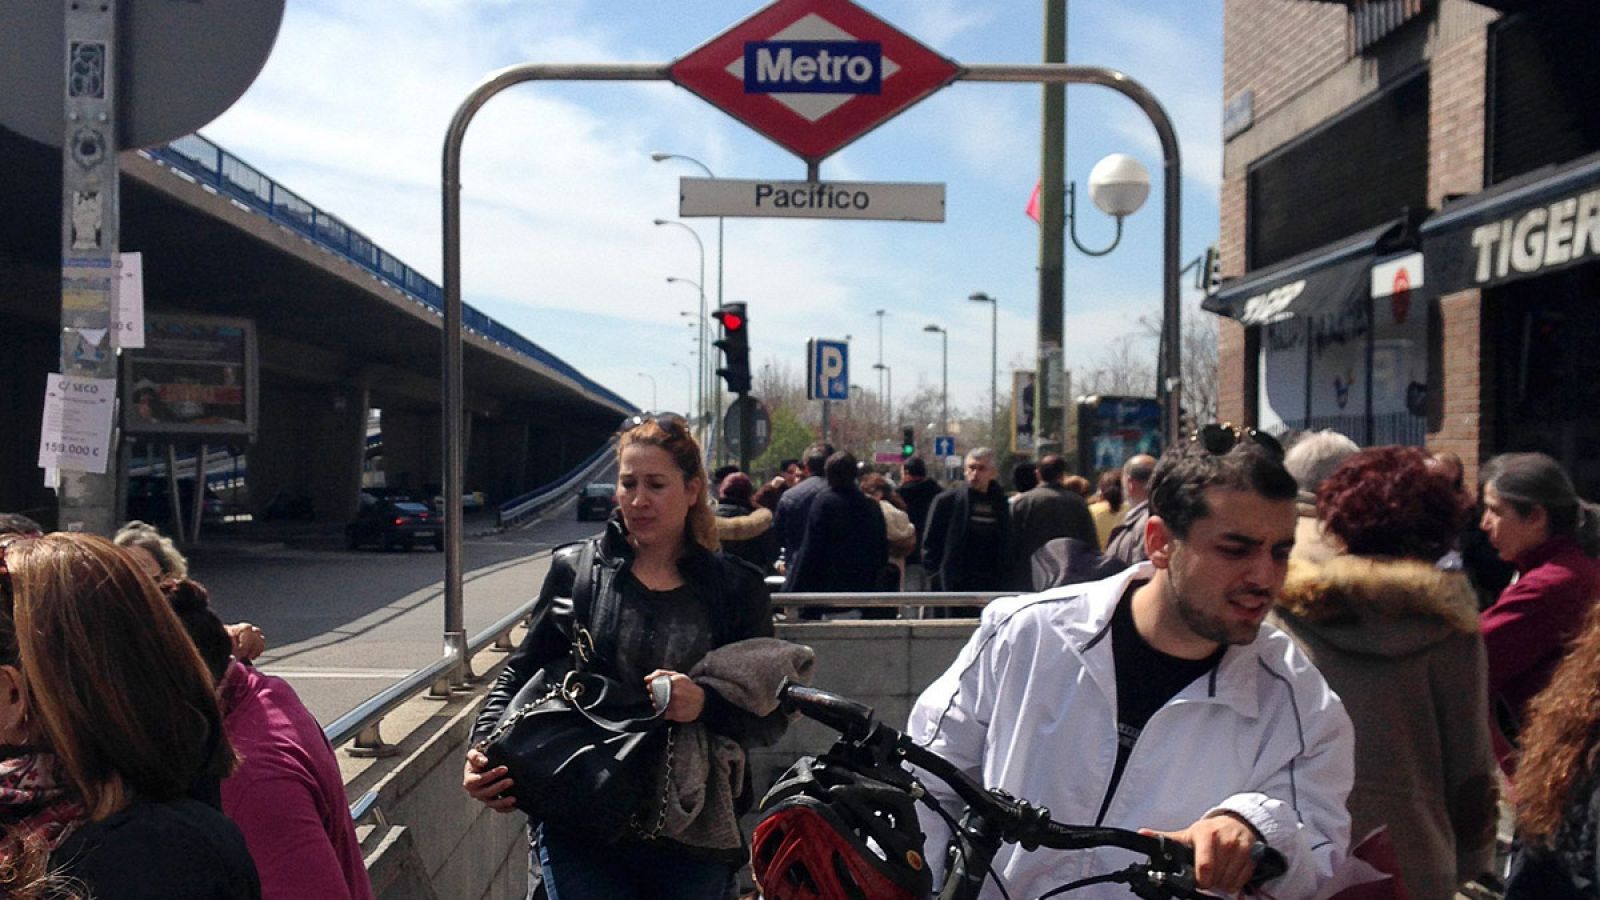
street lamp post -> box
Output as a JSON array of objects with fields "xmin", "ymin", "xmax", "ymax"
[
  {"xmin": 656, "ymin": 220, "xmax": 707, "ymax": 423},
  {"xmin": 923, "ymin": 324, "xmax": 948, "ymax": 435},
  {"xmin": 652, "ymin": 153, "xmax": 725, "ymax": 457},
  {"xmin": 669, "ymin": 361, "xmax": 692, "ymax": 417},
  {"xmin": 637, "ymin": 372, "xmax": 657, "ymax": 410},
  {"xmin": 872, "ymin": 362, "xmax": 892, "ymax": 426},
  {"xmin": 873, "ymin": 309, "xmax": 887, "ymax": 411},
  {"xmin": 969, "ymin": 292, "xmax": 998, "ymax": 445},
  {"xmin": 665, "ymin": 272, "xmax": 705, "ymax": 430}
]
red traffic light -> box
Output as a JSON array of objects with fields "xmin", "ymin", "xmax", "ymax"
[{"xmin": 716, "ymin": 310, "xmax": 745, "ymax": 331}]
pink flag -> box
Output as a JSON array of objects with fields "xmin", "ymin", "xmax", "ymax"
[{"xmin": 1025, "ymin": 181, "xmax": 1041, "ymax": 223}]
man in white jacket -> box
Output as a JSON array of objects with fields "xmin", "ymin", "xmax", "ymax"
[{"xmin": 909, "ymin": 442, "xmax": 1354, "ymax": 899}]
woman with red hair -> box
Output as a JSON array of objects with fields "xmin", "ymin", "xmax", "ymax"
[{"xmin": 1271, "ymin": 446, "xmax": 1498, "ymax": 900}]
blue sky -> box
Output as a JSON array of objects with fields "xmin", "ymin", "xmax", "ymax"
[{"xmin": 202, "ymin": 0, "xmax": 1224, "ymax": 415}]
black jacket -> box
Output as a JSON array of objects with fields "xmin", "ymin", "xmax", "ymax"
[
  {"xmin": 716, "ymin": 499, "xmax": 778, "ymax": 572},
  {"xmin": 897, "ymin": 477, "xmax": 941, "ymax": 564},
  {"xmin": 472, "ymin": 519, "xmax": 784, "ymax": 748},
  {"xmin": 920, "ymin": 482, "xmax": 1012, "ymax": 592},
  {"xmin": 51, "ymin": 799, "xmax": 261, "ymax": 900},
  {"xmin": 787, "ymin": 485, "xmax": 888, "ymax": 593}
]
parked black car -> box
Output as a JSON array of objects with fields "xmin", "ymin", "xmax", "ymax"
[
  {"xmin": 576, "ymin": 483, "xmax": 617, "ymax": 521},
  {"xmin": 126, "ymin": 476, "xmax": 224, "ymax": 526},
  {"xmin": 346, "ymin": 499, "xmax": 443, "ymax": 551}
]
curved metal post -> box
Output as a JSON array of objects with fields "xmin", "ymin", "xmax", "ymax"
[
  {"xmin": 441, "ymin": 62, "xmax": 667, "ymax": 687},
  {"xmin": 960, "ymin": 64, "xmax": 1183, "ymax": 446}
]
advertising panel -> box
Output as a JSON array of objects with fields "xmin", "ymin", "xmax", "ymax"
[{"xmin": 122, "ymin": 315, "xmax": 257, "ymax": 437}]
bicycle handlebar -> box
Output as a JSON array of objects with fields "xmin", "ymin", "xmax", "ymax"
[{"xmin": 777, "ymin": 681, "xmax": 1288, "ymax": 892}]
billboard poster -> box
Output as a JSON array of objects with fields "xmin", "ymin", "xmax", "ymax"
[
  {"xmin": 1076, "ymin": 395, "xmax": 1163, "ymax": 476},
  {"xmin": 1011, "ymin": 370, "xmax": 1036, "ymax": 456},
  {"xmin": 122, "ymin": 315, "xmax": 257, "ymax": 437}
]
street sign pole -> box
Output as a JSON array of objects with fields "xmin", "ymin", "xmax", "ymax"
[{"xmin": 58, "ymin": 0, "xmax": 120, "ymax": 535}]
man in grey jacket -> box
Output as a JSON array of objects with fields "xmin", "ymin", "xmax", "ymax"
[{"xmin": 1009, "ymin": 453, "xmax": 1098, "ymax": 588}]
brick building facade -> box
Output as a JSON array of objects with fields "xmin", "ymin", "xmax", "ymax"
[{"xmin": 1212, "ymin": 0, "xmax": 1600, "ymax": 492}]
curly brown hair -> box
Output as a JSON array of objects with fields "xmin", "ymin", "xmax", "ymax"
[
  {"xmin": 1516, "ymin": 600, "xmax": 1600, "ymax": 847},
  {"xmin": 1315, "ymin": 446, "xmax": 1463, "ymax": 560}
]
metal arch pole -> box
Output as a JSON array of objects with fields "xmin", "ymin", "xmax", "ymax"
[
  {"xmin": 959, "ymin": 64, "xmax": 1183, "ymax": 447},
  {"xmin": 441, "ymin": 61, "xmax": 1182, "ymax": 688},
  {"xmin": 442, "ymin": 62, "xmax": 666, "ymax": 687}
]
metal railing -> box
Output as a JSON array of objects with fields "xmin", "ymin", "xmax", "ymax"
[
  {"xmin": 324, "ymin": 594, "xmax": 536, "ymax": 759},
  {"xmin": 136, "ymin": 134, "xmax": 632, "ymax": 413},
  {"xmin": 770, "ymin": 592, "xmax": 1012, "ymax": 619},
  {"xmin": 496, "ymin": 438, "xmax": 618, "ymax": 527},
  {"xmin": 331, "ymin": 588, "xmax": 1000, "ymax": 826}
]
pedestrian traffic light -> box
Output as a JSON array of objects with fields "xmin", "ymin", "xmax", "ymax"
[
  {"xmin": 902, "ymin": 426, "xmax": 915, "ymax": 458},
  {"xmin": 713, "ymin": 302, "xmax": 752, "ymax": 393}
]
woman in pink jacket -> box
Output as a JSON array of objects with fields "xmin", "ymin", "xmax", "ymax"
[
  {"xmin": 164, "ymin": 577, "xmax": 375, "ymax": 900},
  {"xmin": 1478, "ymin": 452, "xmax": 1600, "ymax": 774}
]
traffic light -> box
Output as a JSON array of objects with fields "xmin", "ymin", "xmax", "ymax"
[
  {"xmin": 712, "ymin": 302, "xmax": 752, "ymax": 393},
  {"xmin": 902, "ymin": 426, "xmax": 915, "ymax": 458}
]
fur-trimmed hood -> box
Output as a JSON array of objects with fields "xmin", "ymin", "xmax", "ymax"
[{"xmin": 1274, "ymin": 554, "xmax": 1479, "ymax": 657}]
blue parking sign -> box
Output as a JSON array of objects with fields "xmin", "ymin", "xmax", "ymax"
[{"xmin": 807, "ymin": 339, "xmax": 849, "ymax": 400}]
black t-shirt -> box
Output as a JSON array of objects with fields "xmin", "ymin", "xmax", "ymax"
[
  {"xmin": 1094, "ymin": 584, "xmax": 1224, "ymax": 823},
  {"xmin": 961, "ymin": 487, "xmax": 1004, "ymax": 581}
]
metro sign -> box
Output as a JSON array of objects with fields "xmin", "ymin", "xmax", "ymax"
[{"xmin": 671, "ymin": 0, "xmax": 960, "ymax": 164}]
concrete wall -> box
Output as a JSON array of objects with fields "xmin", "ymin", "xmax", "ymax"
[{"xmin": 347, "ymin": 618, "xmax": 980, "ymax": 899}]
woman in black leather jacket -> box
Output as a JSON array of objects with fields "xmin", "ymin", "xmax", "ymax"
[{"xmin": 463, "ymin": 414, "xmax": 782, "ymax": 900}]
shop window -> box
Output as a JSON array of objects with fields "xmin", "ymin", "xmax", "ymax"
[
  {"xmin": 1489, "ymin": 11, "xmax": 1600, "ymax": 186},
  {"xmin": 1247, "ymin": 72, "xmax": 1429, "ymax": 269},
  {"xmin": 1488, "ymin": 266, "xmax": 1600, "ymax": 496}
]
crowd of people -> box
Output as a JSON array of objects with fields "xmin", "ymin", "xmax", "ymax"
[
  {"xmin": 11, "ymin": 415, "xmax": 1600, "ymax": 900},
  {"xmin": 550, "ymin": 425, "xmax": 1600, "ymax": 899}
]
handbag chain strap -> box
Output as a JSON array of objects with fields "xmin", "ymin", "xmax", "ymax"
[
  {"xmin": 472, "ymin": 681, "xmax": 565, "ymax": 752},
  {"xmin": 630, "ymin": 724, "xmax": 675, "ymax": 840}
]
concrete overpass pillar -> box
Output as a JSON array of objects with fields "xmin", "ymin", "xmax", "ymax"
[
  {"xmin": 468, "ymin": 419, "xmax": 530, "ymax": 504},
  {"xmin": 378, "ymin": 410, "xmax": 438, "ymax": 499},
  {"xmin": 251, "ymin": 383, "xmax": 367, "ymax": 522},
  {"xmin": 0, "ymin": 323, "xmax": 57, "ymax": 526}
]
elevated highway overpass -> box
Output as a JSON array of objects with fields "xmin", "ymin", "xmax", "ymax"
[{"xmin": 0, "ymin": 125, "xmax": 631, "ymax": 528}]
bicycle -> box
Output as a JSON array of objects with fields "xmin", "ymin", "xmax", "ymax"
[{"xmin": 763, "ymin": 680, "xmax": 1288, "ymax": 900}]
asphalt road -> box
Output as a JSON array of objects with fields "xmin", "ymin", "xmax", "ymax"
[{"xmin": 186, "ymin": 511, "xmax": 603, "ymax": 724}]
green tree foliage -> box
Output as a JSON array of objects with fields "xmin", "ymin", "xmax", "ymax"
[{"xmin": 753, "ymin": 404, "xmax": 815, "ymax": 477}]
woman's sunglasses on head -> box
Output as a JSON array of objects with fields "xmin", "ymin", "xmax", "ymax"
[
  {"xmin": 1191, "ymin": 422, "xmax": 1284, "ymax": 460},
  {"xmin": 619, "ymin": 412, "xmax": 689, "ymax": 435}
]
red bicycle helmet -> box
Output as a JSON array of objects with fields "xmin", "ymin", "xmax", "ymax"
[{"xmin": 751, "ymin": 754, "xmax": 933, "ymax": 900}]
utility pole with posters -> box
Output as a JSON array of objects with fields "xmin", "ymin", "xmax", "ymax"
[
  {"xmin": 56, "ymin": 0, "xmax": 121, "ymax": 535},
  {"xmin": 1036, "ymin": 0, "xmax": 1068, "ymax": 456}
]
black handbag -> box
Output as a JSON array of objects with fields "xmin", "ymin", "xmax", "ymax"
[{"xmin": 475, "ymin": 541, "xmax": 675, "ymax": 843}]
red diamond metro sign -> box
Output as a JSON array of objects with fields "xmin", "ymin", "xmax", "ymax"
[{"xmin": 670, "ymin": 0, "xmax": 960, "ymax": 165}]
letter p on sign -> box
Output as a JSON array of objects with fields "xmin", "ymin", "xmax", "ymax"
[{"xmin": 809, "ymin": 339, "xmax": 849, "ymax": 400}]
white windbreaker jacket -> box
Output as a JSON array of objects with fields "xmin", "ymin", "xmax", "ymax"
[{"xmin": 908, "ymin": 563, "xmax": 1354, "ymax": 899}]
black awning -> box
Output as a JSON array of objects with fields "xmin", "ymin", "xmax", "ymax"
[
  {"xmin": 1203, "ymin": 220, "xmax": 1407, "ymax": 326},
  {"xmin": 1422, "ymin": 149, "xmax": 1600, "ymax": 293}
]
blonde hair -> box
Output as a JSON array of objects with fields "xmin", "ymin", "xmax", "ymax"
[
  {"xmin": 4, "ymin": 534, "xmax": 233, "ymax": 820},
  {"xmin": 617, "ymin": 419, "xmax": 718, "ymax": 552},
  {"xmin": 112, "ymin": 520, "xmax": 188, "ymax": 579}
]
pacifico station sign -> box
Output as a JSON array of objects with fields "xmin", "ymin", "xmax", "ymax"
[{"xmin": 667, "ymin": 0, "xmax": 957, "ymax": 221}]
